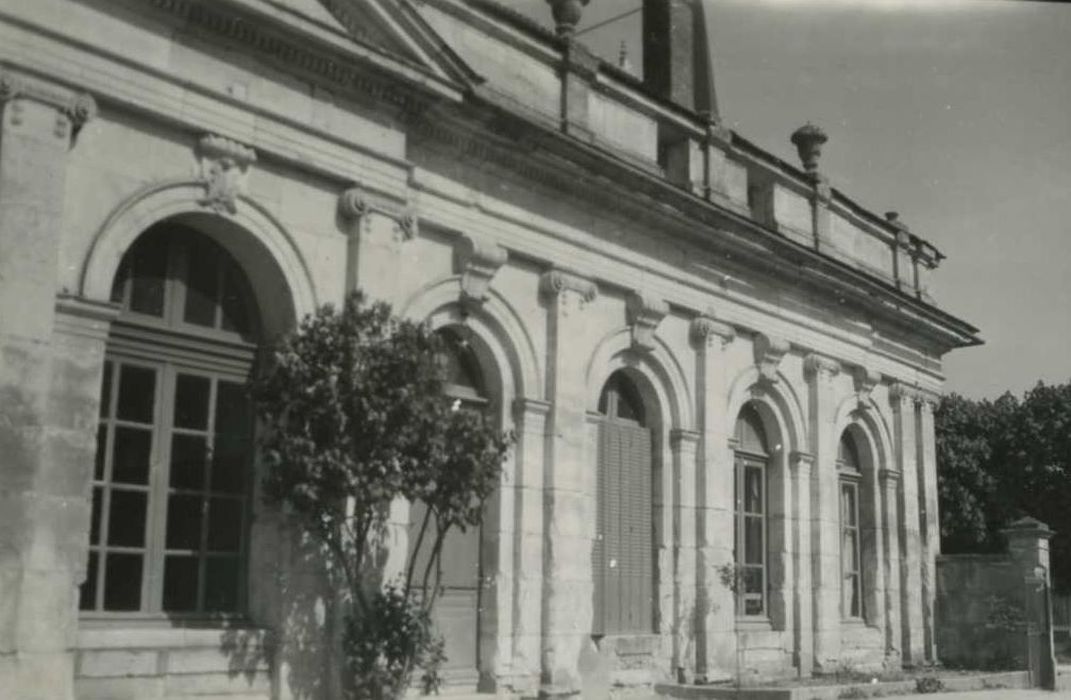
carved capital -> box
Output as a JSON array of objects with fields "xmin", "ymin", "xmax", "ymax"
[
  {"xmin": 338, "ymin": 186, "xmax": 370, "ymax": 224},
  {"xmin": 626, "ymin": 290, "xmax": 668, "ymax": 352},
  {"xmin": 458, "ymin": 233, "xmax": 508, "ymax": 309},
  {"xmin": 690, "ymin": 315, "xmax": 735, "ymax": 350},
  {"xmin": 395, "ymin": 210, "xmax": 418, "ymax": 240},
  {"xmin": 197, "ymin": 134, "xmax": 256, "ymax": 215},
  {"xmin": 851, "ymin": 364, "xmax": 882, "ymax": 410},
  {"xmin": 790, "ymin": 451, "xmax": 815, "ymax": 475},
  {"xmin": 754, "ymin": 333, "xmax": 790, "ymax": 384},
  {"xmin": 803, "ymin": 353, "xmax": 841, "ymax": 380},
  {"xmin": 888, "ymin": 381, "xmax": 920, "ymax": 410},
  {"xmin": 0, "ymin": 69, "xmax": 96, "ymax": 144},
  {"xmin": 669, "ymin": 428, "xmax": 701, "ymax": 450},
  {"xmin": 916, "ymin": 389, "xmax": 940, "ymax": 411},
  {"xmin": 878, "ymin": 468, "xmax": 902, "ymax": 484},
  {"xmin": 540, "ymin": 269, "xmax": 598, "ymax": 304}
]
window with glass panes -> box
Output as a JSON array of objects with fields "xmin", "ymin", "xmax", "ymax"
[
  {"xmin": 837, "ymin": 433, "xmax": 864, "ymax": 620},
  {"xmin": 81, "ymin": 224, "xmax": 259, "ymax": 615},
  {"xmin": 733, "ymin": 404, "xmax": 768, "ymax": 617}
]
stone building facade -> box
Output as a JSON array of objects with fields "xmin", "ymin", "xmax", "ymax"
[{"xmin": 0, "ymin": 0, "xmax": 980, "ymax": 698}]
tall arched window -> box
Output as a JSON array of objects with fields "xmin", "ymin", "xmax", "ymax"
[
  {"xmin": 593, "ymin": 371, "xmax": 654, "ymax": 635},
  {"xmin": 733, "ymin": 403, "xmax": 769, "ymax": 617},
  {"xmin": 838, "ymin": 431, "xmax": 864, "ymax": 620},
  {"xmin": 80, "ymin": 224, "xmax": 259, "ymax": 615}
]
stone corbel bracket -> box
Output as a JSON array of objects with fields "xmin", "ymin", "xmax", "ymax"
[
  {"xmin": 337, "ymin": 185, "xmax": 417, "ymax": 240},
  {"xmin": 458, "ymin": 233, "xmax": 507, "ymax": 310},
  {"xmin": 689, "ymin": 314, "xmax": 735, "ymax": 350},
  {"xmin": 851, "ymin": 364, "xmax": 882, "ymax": 410},
  {"xmin": 626, "ymin": 291, "xmax": 669, "ymax": 352},
  {"xmin": 754, "ymin": 332, "xmax": 790, "ymax": 384},
  {"xmin": 0, "ymin": 69, "xmax": 97, "ymax": 144},
  {"xmin": 197, "ymin": 134, "xmax": 256, "ymax": 215}
]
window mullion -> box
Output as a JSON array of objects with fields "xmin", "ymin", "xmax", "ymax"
[
  {"xmin": 144, "ymin": 364, "xmax": 174, "ymax": 613},
  {"xmin": 197, "ymin": 376, "xmax": 220, "ymax": 612}
]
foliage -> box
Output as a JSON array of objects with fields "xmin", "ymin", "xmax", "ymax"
[
  {"xmin": 716, "ymin": 562, "xmax": 743, "ymax": 594},
  {"xmin": 253, "ymin": 291, "xmax": 514, "ymax": 698},
  {"xmin": 936, "ymin": 384, "xmax": 1071, "ymax": 593},
  {"xmin": 914, "ymin": 676, "xmax": 944, "ymax": 694}
]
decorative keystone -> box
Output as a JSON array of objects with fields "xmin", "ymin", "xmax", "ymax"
[
  {"xmin": 754, "ymin": 333, "xmax": 790, "ymax": 384},
  {"xmin": 546, "ymin": 0, "xmax": 590, "ymax": 38},
  {"xmin": 458, "ymin": 234, "xmax": 508, "ymax": 309},
  {"xmin": 626, "ymin": 291, "xmax": 669, "ymax": 352},
  {"xmin": 851, "ymin": 365, "xmax": 881, "ymax": 409},
  {"xmin": 197, "ymin": 134, "xmax": 256, "ymax": 215},
  {"xmin": 803, "ymin": 353, "xmax": 841, "ymax": 380},
  {"xmin": 690, "ymin": 315, "xmax": 735, "ymax": 349},
  {"xmin": 790, "ymin": 123, "xmax": 828, "ymax": 174}
]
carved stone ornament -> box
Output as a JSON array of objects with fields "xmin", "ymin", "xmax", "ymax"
[
  {"xmin": 754, "ymin": 332, "xmax": 790, "ymax": 384},
  {"xmin": 395, "ymin": 210, "xmax": 418, "ymax": 240},
  {"xmin": 539, "ymin": 269, "xmax": 598, "ymax": 303},
  {"xmin": 546, "ymin": 0, "xmax": 590, "ymax": 37},
  {"xmin": 626, "ymin": 291, "xmax": 669, "ymax": 352},
  {"xmin": 337, "ymin": 186, "xmax": 370, "ymax": 224},
  {"xmin": 888, "ymin": 381, "xmax": 920, "ymax": 409},
  {"xmin": 197, "ymin": 134, "xmax": 256, "ymax": 215},
  {"xmin": 0, "ymin": 69, "xmax": 97, "ymax": 144},
  {"xmin": 790, "ymin": 122, "xmax": 828, "ymax": 174},
  {"xmin": 458, "ymin": 233, "xmax": 508, "ymax": 309},
  {"xmin": 803, "ymin": 353, "xmax": 841, "ymax": 380},
  {"xmin": 690, "ymin": 315, "xmax": 735, "ymax": 350},
  {"xmin": 851, "ymin": 365, "xmax": 882, "ymax": 410}
]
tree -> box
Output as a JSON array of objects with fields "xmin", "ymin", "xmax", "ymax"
[
  {"xmin": 252, "ymin": 292, "xmax": 513, "ymax": 699},
  {"xmin": 936, "ymin": 384, "xmax": 1071, "ymax": 593}
]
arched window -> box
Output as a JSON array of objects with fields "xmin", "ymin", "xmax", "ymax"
[
  {"xmin": 80, "ymin": 224, "xmax": 259, "ymax": 615},
  {"xmin": 733, "ymin": 403, "xmax": 768, "ymax": 617},
  {"xmin": 593, "ymin": 371, "xmax": 654, "ymax": 635},
  {"xmin": 838, "ymin": 431, "xmax": 864, "ymax": 619}
]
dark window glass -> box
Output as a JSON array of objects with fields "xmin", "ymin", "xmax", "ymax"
[
  {"xmin": 103, "ymin": 553, "xmax": 143, "ymax": 610},
  {"xmin": 80, "ymin": 552, "xmax": 98, "ymax": 611},
  {"xmin": 166, "ymin": 494, "xmax": 203, "ymax": 550},
  {"xmin": 184, "ymin": 244, "xmax": 218, "ymax": 327},
  {"xmin": 212, "ymin": 382, "xmax": 250, "ymax": 494},
  {"xmin": 111, "ymin": 427, "xmax": 151, "ymax": 485},
  {"xmin": 94, "ymin": 425, "xmax": 107, "ymax": 480},
  {"xmin": 204, "ymin": 557, "xmax": 239, "ymax": 612},
  {"xmin": 744, "ymin": 465, "xmax": 763, "ymax": 513},
  {"xmin": 100, "ymin": 362, "xmax": 112, "ymax": 418},
  {"xmin": 174, "ymin": 374, "xmax": 211, "ymax": 430},
  {"xmin": 116, "ymin": 365, "xmax": 156, "ymax": 423},
  {"xmin": 744, "ymin": 517, "xmax": 763, "ymax": 565},
  {"xmin": 220, "ymin": 261, "xmax": 252, "ymax": 336},
  {"xmin": 107, "ymin": 490, "xmax": 147, "ymax": 547},
  {"xmin": 162, "ymin": 556, "xmax": 198, "ymax": 612},
  {"xmin": 207, "ymin": 498, "xmax": 242, "ymax": 552},
  {"xmin": 90, "ymin": 487, "xmax": 102, "ymax": 545},
  {"xmin": 128, "ymin": 234, "xmax": 168, "ymax": 317},
  {"xmin": 170, "ymin": 434, "xmax": 208, "ymax": 491}
]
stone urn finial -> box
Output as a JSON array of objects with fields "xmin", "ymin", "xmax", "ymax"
[
  {"xmin": 790, "ymin": 122, "xmax": 828, "ymax": 174},
  {"xmin": 547, "ymin": 0, "xmax": 590, "ymax": 38}
]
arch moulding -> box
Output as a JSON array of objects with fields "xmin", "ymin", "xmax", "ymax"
[
  {"xmin": 725, "ymin": 366, "xmax": 809, "ymax": 456},
  {"xmin": 80, "ymin": 179, "xmax": 319, "ymax": 335}
]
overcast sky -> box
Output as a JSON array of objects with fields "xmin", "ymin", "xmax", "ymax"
[{"xmin": 500, "ymin": 0, "xmax": 1071, "ymax": 400}]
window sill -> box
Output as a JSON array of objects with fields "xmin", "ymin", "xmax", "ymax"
[
  {"xmin": 77, "ymin": 620, "xmax": 271, "ymax": 651},
  {"xmin": 734, "ymin": 617, "xmax": 774, "ymax": 631}
]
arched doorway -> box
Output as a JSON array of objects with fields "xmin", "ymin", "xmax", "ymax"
[
  {"xmin": 81, "ymin": 222, "xmax": 260, "ymax": 615},
  {"xmin": 592, "ymin": 370, "xmax": 656, "ymax": 635},
  {"xmin": 407, "ymin": 327, "xmax": 488, "ymax": 687}
]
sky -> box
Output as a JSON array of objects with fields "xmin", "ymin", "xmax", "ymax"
[{"xmin": 499, "ymin": 0, "xmax": 1071, "ymax": 400}]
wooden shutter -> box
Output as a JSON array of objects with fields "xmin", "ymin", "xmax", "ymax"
[{"xmin": 594, "ymin": 421, "xmax": 653, "ymax": 635}]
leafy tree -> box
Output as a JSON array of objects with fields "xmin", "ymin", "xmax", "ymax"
[
  {"xmin": 936, "ymin": 384, "xmax": 1071, "ymax": 593},
  {"xmin": 253, "ymin": 292, "xmax": 513, "ymax": 698}
]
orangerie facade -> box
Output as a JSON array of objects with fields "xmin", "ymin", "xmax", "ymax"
[{"xmin": 0, "ymin": 0, "xmax": 980, "ymax": 698}]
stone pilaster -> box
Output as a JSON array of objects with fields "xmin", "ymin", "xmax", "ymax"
[
  {"xmin": 0, "ymin": 69, "xmax": 96, "ymax": 700},
  {"xmin": 803, "ymin": 353, "xmax": 840, "ymax": 672},
  {"xmin": 338, "ymin": 185, "xmax": 416, "ymax": 308},
  {"xmin": 915, "ymin": 393, "xmax": 940, "ymax": 663},
  {"xmin": 810, "ymin": 175, "xmax": 832, "ymax": 253},
  {"xmin": 689, "ymin": 315, "xmax": 735, "ymax": 682},
  {"xmin": 890, "ymin": 383, "xmax": 923, "ymax": 665},
  {"xmin": 510, "ymin": 398, "xmax": 551, "ymax": 692},
  {"xmin": 878, "ymin": 468, "xmax": 902, "ymax": 664},
  {"xmin": 670, "ymin": 428, "xmax": 700, "ymax": 681},
  {"xmin": 539, "ymin": 269, "xmax": 598, "ymax": 697},
  {"xmin": 790, "ymin": 450, "xmax": 814, "ymax": 677},
  {"xmin": 558, "ymin": 42, "xmax": 599, "ymax": 143}
]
